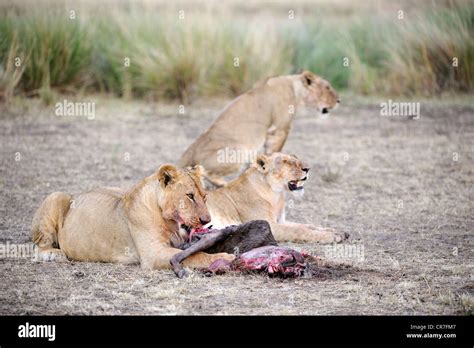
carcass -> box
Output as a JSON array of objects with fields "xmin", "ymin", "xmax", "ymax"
[
  {"xmin": 171, "ymin": 220, "xmax": 313, "ymax": 278},
  {"xmin": 209, "ymin": 245, "xmax": 311, "ymax": 277}
]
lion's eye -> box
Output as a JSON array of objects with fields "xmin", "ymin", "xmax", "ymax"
[
  {"xmin": 186, "ymin": 193, "xmax": 195, "ymax": 201},
  {"xmin": 326, "ymin": 86, "xmax": 330, "ymax": 90}
]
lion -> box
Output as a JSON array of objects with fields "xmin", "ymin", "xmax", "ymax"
[
  {"xmin": 178, "ymin": 70, "xmax": 339, "ymax": 187},
  {"xmin": 204, "ymin": 153, "xmax": 348, "ymax": 244},
  {"xmin": 31, "ymin": 165, "xmax": 235, "ymax": 269}
]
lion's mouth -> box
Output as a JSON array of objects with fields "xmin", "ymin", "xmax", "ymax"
[
  {"xmin": 288, "ymin": 178, "xmax": 306, "ymax": 191},
  {"xmin": 180, "ymin": 223, "xmax": 193, "ymax": 234},
  {"xmin": 180, "ymin": 223, "xmax": 210, "ymax": 241}
]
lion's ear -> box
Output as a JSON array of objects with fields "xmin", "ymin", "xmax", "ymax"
[
  {"xmin": 157, "ymin": 164, "xmax": 179, "ymax": 187},
  {"xmin": 254, "ymin": 154, "xmax": 269, "ymax": 173},
  {"xmin": 187, "ymin": 165, "xmax": 206, "ymax": 188},
  {"xmin": 188, "ymin": 164, "xmax": 205, "ymax": 178},
  {"xmin": 301, "ymin": 70, "xmax": 315, "ymax": 87}
]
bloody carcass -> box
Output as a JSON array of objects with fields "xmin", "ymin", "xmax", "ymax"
[
  {"xmin": 171, "ymin": 220, "xmax": 313, "ymax": 278},
  {"xmin": 208, "ymin": 245, "xmax": 311, "ymax": 277}
]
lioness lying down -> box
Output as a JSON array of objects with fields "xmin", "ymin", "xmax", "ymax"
[
  {"xmin": 178, "ymin": 70, "xmax": 339, "ymax": 186},
  {"xmin": 31, "ymin": 165, "xmax": 235, "ymax": 269},
  {"xmin": 205, "ymin": 153, "xmax": 349, "ymax": 244}
]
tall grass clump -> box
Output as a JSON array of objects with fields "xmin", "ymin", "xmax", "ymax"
[
  {"xmin": 0, "ymin": 5, "xmax": 92, "ymax": 100},
  {"xmin": 0, "ymin": 35, "xmax": 25, "ymax": 101},
  {"xmin": 289, "ymin": 22, "xmax": 350, "ymax": 90},
  {"xmin": 384, "ymin": 2, "xmax": 474, "ymax": 95},
  {"xmin": 90, "ymin": 11, "xmax": 292, "ymax": 101},
  {"xmin": 292, "ymin": 1, "xmax": 474, "ymax": 95},
  {"xmin": 0, "ymin": 0, "xmax": 472, "ymax": 101}
]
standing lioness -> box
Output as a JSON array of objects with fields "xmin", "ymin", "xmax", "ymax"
[
  {"xmin": 178, "ymin": 70, "xmax": 339, "ymax": 186},
  {"xmin": 31, "ymin": 165, "xmax": 234, "ymax": 270}
]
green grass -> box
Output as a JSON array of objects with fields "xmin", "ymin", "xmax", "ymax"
[
  {"xmin": 0, "ymin": 5, "xmax": 92, "ymax": 100},
  {"xmin": 0, "ymin": 1, "xmax": 473, "ymax": 102}
]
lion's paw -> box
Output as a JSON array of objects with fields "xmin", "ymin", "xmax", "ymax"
[
  {"xmin": 212, "ymin": 253, "xmax": 236, "ymax": 263},
  {"xmin": 311, "ymin": 228, "xmax": 349, "ymax": 244},
  {"xmin": 176, "ymin": 268, "xmax": 189, "ymax": 279},
  {"xmin": 36, "ymin": 249, "xmax": 68, "ymax": 262}
]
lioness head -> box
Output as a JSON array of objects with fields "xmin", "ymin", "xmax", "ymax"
[
  {"xmin": 296, "ymin": 70, "xmax": 339, "ymax": 115},
  {"xmin": 157, "ymin": 164, "xmax": 211, "ymax": 235},
  {"xmin": 253, "ymin": 153, "xmax": 309, "ymax": 196}
]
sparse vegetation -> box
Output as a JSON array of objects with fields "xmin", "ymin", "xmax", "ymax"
[
  {"xmin": 321, "ymin": 166, "xmax": 342, "ymax": 184},
  {"xmin": 457, "ymin": 292, "xmax": 474, "ymax": 315},
  {"xmin": 0, "ymin": 0, "xmax": 473, "ymax": 102}
]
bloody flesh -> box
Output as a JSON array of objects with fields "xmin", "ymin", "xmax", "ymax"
[
  {"xmin": 171, "ymin": 220, "xmax": 277, "ymax": 278},
  {"xmin": 171, "ymin": 220, "xmax": 312, "ymax": 278},
  {"xmin": 208, "ymin": 245, "xmax": 311, "ymax": 277}
]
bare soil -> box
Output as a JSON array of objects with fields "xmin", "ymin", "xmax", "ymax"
[{"xmin": 0, "ymin": 96, "xmax": 472, "ymax": 315}]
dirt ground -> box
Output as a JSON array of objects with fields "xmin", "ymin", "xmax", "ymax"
[{"xmin": 0, "ymin": 95, "xmax": 472, "ymax": 315}]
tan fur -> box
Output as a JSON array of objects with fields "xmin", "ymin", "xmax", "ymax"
[
  {"xmin": 31, "ymin": 165, "xmax": 235, "ymax": 269},
  {"xmin": 178, "ymin": 70, "xmax": 339, "ymax": 186},
  {"xmin": 206, "ymin": 153, "xmax": 347, "ymax": 243}
]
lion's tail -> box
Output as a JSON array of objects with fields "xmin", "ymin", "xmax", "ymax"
[{"xmin": 31, "ymin": 192, "xmax": 72, "ymax": 249}]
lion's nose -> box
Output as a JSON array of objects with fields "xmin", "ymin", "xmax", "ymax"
[{"xmin": 199, "ymin": 217, "xmax": 211, "ymax": 226}]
